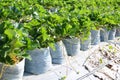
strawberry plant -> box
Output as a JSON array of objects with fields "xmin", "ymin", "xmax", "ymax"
[
  {"xmin": 0, "ymin": 0, "xmax": 33, "ymax": 65},
  {"xmin": 0, "ymin": 0, "xmax": 120, "ymax": 64},
  {"xmin": 0, "ymin": 21, "xmax": 30, "ymax": 65}
]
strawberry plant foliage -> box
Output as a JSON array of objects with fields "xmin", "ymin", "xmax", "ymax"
[
  {"xmin": 0, "ymin": 0, "xmax": 120, "ymax": 65},
  {"xmin": 0, "ymin": 22, "xmax": 31, "ymax": 65},
  {"xmin": 0, "ymin": 1, "xmax": 33, "ymax": 65}
]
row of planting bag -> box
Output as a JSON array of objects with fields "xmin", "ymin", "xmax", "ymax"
[{"xmin": 24, "ymin": 28, "xmax": 120, "ymax": 75}]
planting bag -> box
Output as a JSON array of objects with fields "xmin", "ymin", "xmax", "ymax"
[
  {"xmin": 115, "ymin": 27, "xmax": 120, "ymax": 37},
  {"xmin": 100, "ymin": 28, "xmax": 110, "ymax": 42},
  {"xmin": 108, "ymin": 28, "xmax": 116, "ymax": 40},
  {"xmin": 63, "ymin": 38, "xmax": 80, "ymax": 56},
  {"xmin": 91, "ymin": 30, "xmax": 100, "ymax": 45},
  {"xmin": 0, "ymin": 59, "xmax": 25, "ymax": 80},
  {"xmin": 50, "ymin": 41, "xmax": 67, "ymax": 64},
  {"xmin": 25, "ymin": 47, "xmax": 52, "ymax": 74},
  {"xmin": 80, "ymin": 35, "xmax": 91, "ymax": 51}
]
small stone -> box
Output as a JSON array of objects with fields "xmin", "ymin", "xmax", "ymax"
[{"xmin": 106, "ymin": 64, "xmax": 113, "ymax": 69}]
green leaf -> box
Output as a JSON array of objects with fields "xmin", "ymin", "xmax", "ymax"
[
  {"xmin": 108, "ymin": 45, "xmax": 113, "ymax": 49},
  {"xmin": 10, "ymin": 39, "xmax": 24, "ymax": 48},
  {"xmin": 66, "ymin": 24, "xmax": 72, "ymax": 31},
  {"xmin": 60, "ymin": 76, "xmax": 66, "ymax": 80},
  {"xmin": 40, "ymin": 27, "xmax": 49, "ymax": 41},
  {"xmin": 99, "ymin": 58, "xmax": 103, "ymax": 64},
  {"xmin": 41, "ymin": 27, "xmax": 47, "ymax": 34},
  {"xmin": 26, "ymin": 37, "xmax": 32, "ymax": 49},
  {"xmin": 14, "ymin": 40, "xmax": 25, "ymax": 48},
  {"xmin": 22, "ymin": 53, "xmax": 31, "ymax": 60},
  {"xmin": 49, "ymin": 43, "xmax": 55, "ymax": 50},
  {"xmin": 4, "ymin": 29, "xmax": 15, "ymax": 40}
]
